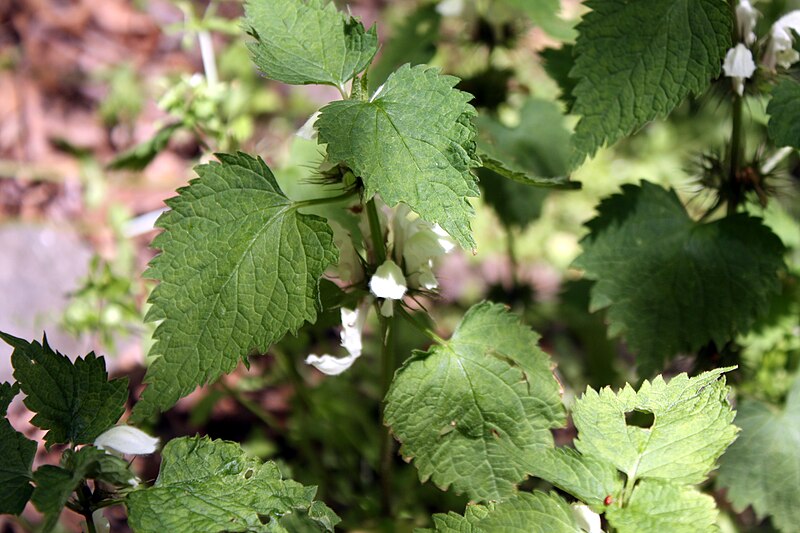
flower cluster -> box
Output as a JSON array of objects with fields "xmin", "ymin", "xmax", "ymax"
[
  {"xmin": 724, "ymin": 1, "xmax": 800, "ymax": 95},
  {"xmin": 305, "ymin": 200, "xmax": 455, "ymax": 376}
]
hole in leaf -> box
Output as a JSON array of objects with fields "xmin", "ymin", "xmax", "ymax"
[{"xmin": 625, "ymin": 410, "xmax": 654, "ymax": 429}]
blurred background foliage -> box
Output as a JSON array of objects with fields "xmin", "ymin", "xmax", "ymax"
[{"xmin": 0, "ymin": 0, "xmax": 798, "ymax": 531}]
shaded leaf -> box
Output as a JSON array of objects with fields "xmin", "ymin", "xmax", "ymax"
[
  {"xmin": 0, "ymin": 382, "xmax": 36, "ymax": 515},
  {"xmin": 573, "ymin": 182, "xmax": 785, "ymax": 373}
]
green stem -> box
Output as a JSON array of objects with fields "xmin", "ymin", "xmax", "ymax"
[
  {"xmin": 727, "ymin": 93, "xmax": 743, "ymax": 215},
  {"xmin": 219, "ymin": 380, "xmax": 282, "ymax": 431},
  {"xmin": 504, "ymin": 223, "xmax": 519, "ymax": 286},
  {"xmin": 366, "ymin": 198, "xmax": 387, "ymax": 265},
  {"xmin": 293, "ymin": 189, "xmax": 358, "ymax": 210},
  {"xmin": 378, "ymin": 312, "xmax": 397, "ymax": 517},
  {"xmin": 78, "ymin": 481, "xmax": 97, "ymax": 533}
]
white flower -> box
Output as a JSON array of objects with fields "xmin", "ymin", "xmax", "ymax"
[
  {"xmin": 571, "ymin": 504, "xmax": 604, "ymax": 533},
  {"xmin": 306, "ymin": 305, "xmax": 367, "ymax": 376},
  {"xmin": 91, "ymin": 509, "xmax": 110, "ymax": 533},
  {"xmin": 436, "ymin": 0, "xmax": 464, "ymax": 17},
  {"xmin": 763, "ymin": 11, "xmax": 800, "ymax": 70},
  {"xmin": 330, "ymin": 222, "xmax": 364, "ymax": 283},
  {"xmin": 723, "ymin": 44, "xmax": 757, "ymax": 95},
  {"xmin": 370, "ymin": 259, "xmax": 407, "ymax": 300},
  {"xmin": 389, "ymin": 204, "xmax": 454, "ymax": 290},
  {"xmin": 94, "ymin": 425, "xmax": 159, "ymax": 456},
  {"xmin": 296, "ymin": 111, "xmax": 321, "ymax": 140},
  {"xmin": 736, "ymin": 0, "xmax": 759, "ymax": 45}
]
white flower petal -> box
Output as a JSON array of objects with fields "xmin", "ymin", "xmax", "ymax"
[
  {"xmin": 95, "ymin": 425, "xmax": 159, "ymax": 456},
  {"xmin": 340, "ymin": 306, "xmax": 366, "ymax": 357},
  {"xmin": 571, "ymin": 504, "xmax": 603, "ymax": 533},
  {"xmin": 296, "ymin": 111, "xmax": 321, "ymax": 140},
  {"xmin": 764, "ymin": 10, "xmax": 800, "ymax": 70},
  {"xmin": 91, "ymin": 509, "xmax": 110, "ymax": 533},
  {"xmin": 305, "ymin": 353, "xmax": 359, "ymax": 376},
  {"xmin": 736, "ymin": 0, "xmax": 759, "ymax": 45},
  {"xmin": 724, "ymin": 44, "xmax": 757, "ymax": 78},
  {"xmin": 723, "ymin": 44, "xmax": 756, "ymax": 95},
  {"xmin": 432, "ymin": 225, "xmax": 456, "ymax": 253},
  {"xmin": 370, "ymin": 259, "xmax": 407, "ymax": 300},
  {"xmin": 417, "ymin": 264, "xmax": 439, "ymax": 290}
]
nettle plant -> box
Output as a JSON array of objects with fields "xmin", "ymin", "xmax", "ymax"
[{"xmin": 2, "ymin": 0, "xmax": 799, "ymax": 531}]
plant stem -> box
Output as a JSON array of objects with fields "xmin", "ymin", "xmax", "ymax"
[
  {"xmin": 377, "ymin": 312, "xmax": 397, "ymax": 517},
  {"xmin": 218, "ymin": 380, "xmax": 282, "ymax": 431},
  {"xmin": 504, "ymin": 222, "xmax": 519, "ymax": 287},
  {"xmin": 727, "ymin": 93, "xmax": 743, "ymax": 215},
  {"xmin": 77, "ymin": 481, "xmax": 97, "ymax": 533},
  {"xmin": 365, "ymin": 198, "xmax": 387, "ymax": 264}
]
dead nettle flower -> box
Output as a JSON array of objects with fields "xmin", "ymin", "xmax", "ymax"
[
  {"xmin": 736, "ymin": 0, "xmax": 759, "ymax": 45},
  {"xmin": 763, "ymin": 10, "xmax": 800, "ymax": 71},
  {"xmin": 724, "ymin": 44, "xmax": 757, "ymax": 96},
  {"xmin": 95, "ymin": 425, "xmax": 160, "ymax": 456},
  {"xmin": 305, "ymin": 304, "xmax": 368, "ymax": 375}
]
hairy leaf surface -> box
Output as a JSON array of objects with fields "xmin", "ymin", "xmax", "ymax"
[
  {"xmin": 572, "ymin": 368, "xmax": 737, "ymax": 485},
  {"xmin": 717, "ymin": 376, "xmax": 800, "ymax": 532},
  {"xmin": 133, "ymin": 153, "xmax": 337, "ymax": 420},
  {"xmin": 767, "ymin": 78, "xmax": 800, "ymax": 150},
  {"xmin": 428, "ymin": 492, "xmax": 580, "ymax": 532},
  {"xmin": 0, "ymin": 382, "xmax": 36, "ymax": 515},
  {"xmin": 573, "ymin": 182, "xmax": 785, "ymax": 372},
  {"xmin": 384, "ymin": 302, "xmax": 565, "ymax": 501},
  {"xmin": 606, "ymin": 480, "xmax": 718, "ymax": 533},
  {"xmin": 245, "ymin": 0, "xmax": 378, "ymax": 89},
  {"xmin": 571, "ymin": 0, "xmax": 731, "ymax": 160},
  {"xmin": 1, "ymin": 332, "xmax": 127, "ymax": 447},
  {"xmin": 317, "ymin": 64, "xmax": 480, "ymax": 249},
  {"xmin": 524, "ymin": 447, "xmax": 622, "ymax": 506},
  {"xmin": 126, "ymin": 436, "xmax": 339, "ymax": 532}
]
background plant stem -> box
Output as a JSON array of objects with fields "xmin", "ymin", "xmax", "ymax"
[
  {"xmin": 727, "ymin": 92, "xmax": 743, "ymax": 215},
  {"xmin": 378, "ymin": 312, "xmax": 396, "ymax": 517}
]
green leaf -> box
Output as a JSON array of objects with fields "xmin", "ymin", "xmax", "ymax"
[
  {"xmin": 32, "ymin": 447, "xmax": 133, "ymax": 532},
  {"xmin": 126, "ymin": 436, "xmax": 339, "ymax": 532},
  {"xmin": 572, "ymin": 368, "xmax": 737, "ymax": 485},
  {"xmin": 717, "ymin": 375, "xmax": 800, "ymax": 532},
  {"xmin": 245, "ymin": 0, "xmax": 378, "ymax": 90},
  {"xmin": 572, "ymin": 182, "xmax": 785, "ymax": 372},
  {"xmin": 500, "ymin": 0, "xmax": 577, "ymax": 41},
  {"xmin": 767, "ymin": 78, "xmax": 800, "ymax": 149},
  {"xmin": 541, "ymin": 45, "xmax": 577, "ymax": 111},
  {"xmin": 384, "ymin": 302, "xmax": 565, "ymax": 501},
  {"xmin": 1, "ymin": 332, "xmax": 127, "ymax": 448},
  {"xmin": 132, "ymin": 152, "xmax": 338, "ymax": 420},
  {"xmin": 108, "ymin": 123, "xmax": 182, "ymax": 171},
  {"xmin": 368, "ymin": 4, "xmax": 441, "ymax": 89},
  {"xmin": 475, "ymin": 98, "xmax": 579, "ymax": 229},
  {"xmin": 429, "ymin": 492, "xmax": 580, "ymax": 532},
  {"xmin": 606, "ymin": 480, "xmax": 718, "ymax": 533},
  {"xmin": 317, "ymin": 64, "xmax": 480, "ymax": 250},
  {"xmin": 570, "ymin": 0, "xmax": 731, "ymax": 160},
  {"xmin": 0, "ymin": 382, "xmax": 36, "ymax": 515},
  {"xmin": 524, "ymin": 447, "xmax": 622, "ymax": 507}
]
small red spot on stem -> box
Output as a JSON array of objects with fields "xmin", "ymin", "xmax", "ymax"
[{"xmin": 604, "ymin": 495, "xmax": 613, "ymax": 506}]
